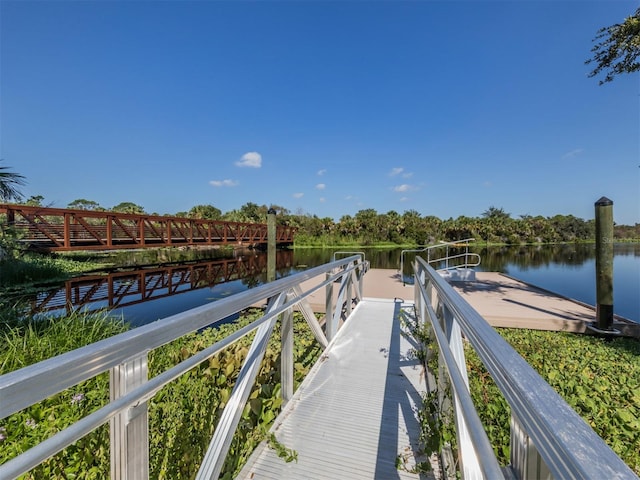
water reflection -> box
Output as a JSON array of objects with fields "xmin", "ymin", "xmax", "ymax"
[
  {"xmin": 22, "ymin": 243, "xmax": 639, "ymax": 325},
  {"xmin": 29, "ymin": 250, "xmax": 295, "ymax": 319}
]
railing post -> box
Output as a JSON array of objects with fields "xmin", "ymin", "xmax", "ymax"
[
  {"xmin": 110, "ymin": 353, "xmax": 149, "ymax": 480},
  {"xmin": 325, "ymin": 271, "xmax": 334, "ymax": 341},
  {"xmin": 281, "ymin": 308, "xmax": 294, "ymax": 404},
  {"xmin": 107, "ymin": 215, "xmax": 113, "ymax": 247},
  {"xmin": 510, "ymin": 413, "xmax": 552, "ymax": 480},
  {"xmin": 344, "ymin": 272, "xmax": 353, "ymax": 318},
  {"xmin": 442, "ymin": 305, "xmax": 482, "ymax": 479},
  {"xmin": 64, "ymin": 213, "xmax": 71, "ymax": 249},
  {"xmin": 140, "ymin": 218, "xmax": 147, "ymax": 246}
]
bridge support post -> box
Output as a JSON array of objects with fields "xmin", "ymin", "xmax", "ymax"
[{"xmin": 110, "ymin": 354, "xmax": 149, "ymax": 480}]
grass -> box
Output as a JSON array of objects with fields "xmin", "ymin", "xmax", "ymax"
[{"xmin": 0, "ymin": 253, "xmax": 105, "ymax": 289}]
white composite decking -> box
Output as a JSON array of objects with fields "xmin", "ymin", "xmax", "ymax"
[{"xmin": 237, "ymin": 298, "xmax": 435, "ymax": 480}]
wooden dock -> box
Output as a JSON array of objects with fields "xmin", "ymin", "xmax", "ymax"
[{"xmin": 298, "ymin": 269, "xmax": 639, "ymax": 337}]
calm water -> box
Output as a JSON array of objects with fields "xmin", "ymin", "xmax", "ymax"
[{"xmin": 30, "ymin": 244, "xmax": 639, "ymax": 326}]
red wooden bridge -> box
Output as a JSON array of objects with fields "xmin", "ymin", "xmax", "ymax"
[{"xmin": 0, "ymin": 204, "xmax": 295, "ymax": 252}]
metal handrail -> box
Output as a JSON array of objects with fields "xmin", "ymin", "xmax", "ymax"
[
  {"xmin": 0, "ymin": 255, "xmax": 367, "ymax": 480},
  {"xmin": 332, "ymin": 250, "xmax": 366, "ymax": 264},
  {"xmin": 400, "ymin": 238, "xmax": 480, "ymax": 284},
  {"xmin": 413, "ymin": 256, "xmax": 638, "ymax": 479}
]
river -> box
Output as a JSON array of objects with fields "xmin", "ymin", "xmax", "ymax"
[{"xmin": 28, "ymin": 243, "xmax": 639, "ymax": 326}]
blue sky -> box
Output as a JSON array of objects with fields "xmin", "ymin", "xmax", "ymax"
[{"xmin": 1, "ymin": 0, "xmax": 638, "ymax": 225}]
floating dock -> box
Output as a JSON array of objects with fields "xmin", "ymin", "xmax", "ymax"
[{"xmin": 299, "ymin": 269, "xmax": 639, "ymax": 337}]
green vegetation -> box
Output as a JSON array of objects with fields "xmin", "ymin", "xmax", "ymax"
[
  {"xmin": 466, "ymin": 329, "xmax": 640, "ymax": 476},
  {"xmin": 0, "ymin": 253, "xmax": 105, "ymax": 288},
  {"xmin": 404, "ymin": 305, "xmax": 640, "ymax": 476},
  {"xmin": 586, "ymin": 7, "xmax": 640, "ymax": 84},
  {"xmin": 0, "ymin": 160, "xmax": 26, "ymax": 203},
  {"xmin": 0, "ymin": 308, "xmax": 322, "ymax": 479}
]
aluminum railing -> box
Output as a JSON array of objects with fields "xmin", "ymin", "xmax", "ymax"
[
  {"xmin": 400, "ymin": 238, "xmax": 481, "ymax": 285},
  {"xmin": 413, "ymin": 256, "xmax": 638, "ymax": 480},
  {"xmin": 0, "ymin": 255, "xmax": 367, "ymax": 480}
]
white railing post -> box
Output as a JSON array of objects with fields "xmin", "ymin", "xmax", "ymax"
[
  {"xmin": 344, "ymin": 271, "xmax": 353, "ymax": 318},
  {"xmin": 510, "ymin": 413, "xmax": 552, "ymax": 480},
  {"xmin": 442, "ymin": 306, "xmax": 482, "ymax": 480},
  {"xmin": 281, "ymin": 307, "xmax": 294, "ymax": 404},
  {"xmin": 325, "ymin": 271, "xmax": 334, "ymax": 341},
  {"xmin": 110, "ymin": 353, "xmax": 149, "ymax": 480}
]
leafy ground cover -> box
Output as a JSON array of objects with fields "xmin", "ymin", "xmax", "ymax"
[
  {"xmin": 0, "ymin": 308, "xmax": 323, "ymax": 479},
  {"xmin": 466, "ymin": 329, "xmax": 640, "ymax": 475}
]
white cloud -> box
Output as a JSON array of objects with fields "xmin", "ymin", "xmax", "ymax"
[
  {"xmin": 400, "ymin": 197, "xmax": 409, "ymax": 202},
  {"xmin": 315, "ymin": 183, "xmax": 326, "ymax": 190},
  {"xmin": 319, "ymin": 197, "xmax": 326, "ymax": 203},
  {"xmin": 393, "ymin": 184, "xmax": 414, "ymax": 192},
  {"xmin": 389, "ymin": 167, "xmax": 404, "ymax": 176},
  {"xmin": 209, "ymin": 179, "xmax": 238, "ymax": 187},
  {"xmin": 562, "ymin": 148, "xmax": 584, "ymax": 159},
  {"xmin": 293, "ymin": 192, "xmax": 304, "ymax": 198},
  {"xmin": 235, "ymin": 151, "xmax": 262, "ymax": 168},
  {"xmin": 402, "ymin": 172, "xmax": 413, "ymax": 178},
  {"xmin": 317, "ymin": 169, "xmax": 327, "ymax": 176}
]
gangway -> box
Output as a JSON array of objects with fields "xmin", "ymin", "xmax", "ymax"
[
  {"xmin": 400, "ymin": 238, "xmax": 481, "ymax": 284},
  {"xmin": 1, "ymin": 256, "xmax": 637, "ymax": 479}
]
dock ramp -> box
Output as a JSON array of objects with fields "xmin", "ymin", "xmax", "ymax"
[{"xmin": 237, "ymin": 298, "xmax": 432, "ymax": 480}]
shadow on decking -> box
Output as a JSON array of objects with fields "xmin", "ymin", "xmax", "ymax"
[{"xmin": 374, "ymin": 299, "xmax": 434, "ymax": 479}]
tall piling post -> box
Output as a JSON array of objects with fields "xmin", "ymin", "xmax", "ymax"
[
  {"xmin": 267, "ymin": 207, "xmax": 276, "ymax": 283},
  {"xmin": 594, "ymin": 197, "xmax": 614, "ymax": 331}
]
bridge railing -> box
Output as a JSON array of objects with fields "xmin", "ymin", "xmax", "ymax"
[
  {"xmin": 413, "ymin": 256, "xmax": 638, "ymax": 480},
  {"xmin": 0, "ymin": 255, "xmax": 367, "ymax": 480},
  {"xmin": 0, "ymin": 204, "xmax": 296, "ymax": 251}
]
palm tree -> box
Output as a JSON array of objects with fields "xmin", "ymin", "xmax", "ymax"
[{"xmin": 0, "ymin": 161, "xmax": 26, "ymax": 202}]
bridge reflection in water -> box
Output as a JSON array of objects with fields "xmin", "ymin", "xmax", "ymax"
[{"xmin": 29, "ymin": 250, "xmax": 295, "ymax": 325}]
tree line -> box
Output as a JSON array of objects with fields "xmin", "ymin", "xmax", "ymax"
[{"xmin": 10, "ymin": 194, "xmax": 640, "ymax": 245}]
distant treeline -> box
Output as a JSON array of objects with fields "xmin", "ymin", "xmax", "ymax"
[{"xmin": 287, "ymin": 207, "xmax": 639, "ymax": 246}]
